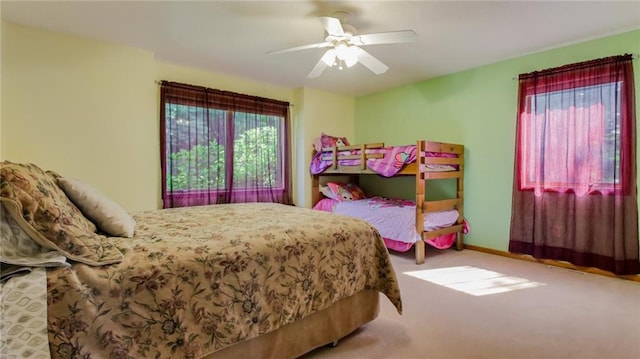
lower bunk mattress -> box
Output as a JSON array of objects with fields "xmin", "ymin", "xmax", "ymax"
[{"xmin": 313, "ymin": 197, "xmax": 467, "ymax": 252}]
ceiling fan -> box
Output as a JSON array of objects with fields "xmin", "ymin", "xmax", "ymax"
[{"xmin": 267, "ymin": 14, "xmax": 417, "ymax": 78}]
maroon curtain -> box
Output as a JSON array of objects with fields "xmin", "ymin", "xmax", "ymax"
[
  {"xmin": 160, "ymin": 81, "xmax": 292, "ymax": 208},
  {"xmin": 509, "ymin": 54, "xmax": 639, "ymax": 275}
]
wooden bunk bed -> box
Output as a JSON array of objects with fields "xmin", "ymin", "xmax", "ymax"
[{"xmin": 311, "ymin": 140, "xmax": 465, "ymax": 264}]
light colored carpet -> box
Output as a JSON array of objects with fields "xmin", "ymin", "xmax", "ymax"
[{"xmin": 302, "ymin": 247, "xmax": 640, "ymax": 359}]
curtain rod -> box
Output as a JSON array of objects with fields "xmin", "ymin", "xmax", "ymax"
[
  {"xmin": 511, "ymin": 53, "xmax": 638, "ymax": 80},
  {"xmin": 154, "ymin": 80, "xmax": 293, "ymax": 107}
]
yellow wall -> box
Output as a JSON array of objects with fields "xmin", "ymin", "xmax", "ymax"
[
  {"xmin": 0, "ymin": 6, "xmax": 3, "ymax": 160},
  {"xmin": 1, "ymin": 21, "xmax": 353, "ymax": 211},
  {"xmin": 293, "ymin": 87, "xmax": 354, "ymax": 207},
  {"xmin": 2, "ymin": 21, "xmax": 158, "ymax": 212}
]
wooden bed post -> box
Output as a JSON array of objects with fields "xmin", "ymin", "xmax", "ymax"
[
  {"xmin": 414, "ymin": 240, "xmax": 426, "ymax": 265},
  {"xmin": 456, "ymin": 150, "xmax": 465, "ymax": 251},
  {"xmin": 415, "ymin": 140, "xmax": 426, "ymax": 264},
  {"xmin": 312, "ymin": 174, "xmax": 320, "ymax": 208}
]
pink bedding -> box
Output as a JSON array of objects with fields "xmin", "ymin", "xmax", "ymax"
[
  {"xmin": 310, "ymin": 145, "xmax": 457, "ymax": 177},
  {"xmin": 310, "ymin": 145, "xmax": 416, "ymax": 177},
  {"xmin": 313, "ymin": 197, "xmax": 464, "ymax": 251}
]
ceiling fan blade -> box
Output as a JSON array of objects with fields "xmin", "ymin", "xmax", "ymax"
[
  {"xmin": 351, "ymin": 30, "xmax": 417, "ymax": 46},
  {"xmin": 308, "ymin": 51, "xmax": 333, "ymax": 78},
  {"xmin": 352, "ymin": 47, "xmax": 389, "ymax": 75},
  {"xmin": 267, "ymin": 41, "xmax": 332, "ymax": 55},
  {"xmin": 318, "ymin": 16, "xmax": 344, "ymax": 36},
  {"xmin": 307, "ymin": 60, "xmax": 328, "ymax": 78}
]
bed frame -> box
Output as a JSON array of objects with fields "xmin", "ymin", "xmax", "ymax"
[{"xmin": 311, "ymin": 140, "xmax": 465, "ymax": 264}]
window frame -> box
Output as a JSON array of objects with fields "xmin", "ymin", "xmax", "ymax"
[
  {"xmin": 159, "ymin": 81, "xmax": 291, "ymax": 207},
  {"xmin": 515, "ymin": 57, "xmax": 633, "ymax": 196},
  {"xmin": 164, "ymin": 103, "xmax": 287, "ymax": 192}
]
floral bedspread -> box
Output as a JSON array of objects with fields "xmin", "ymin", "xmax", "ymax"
[{"xmin": 46, "ymin": 203, "xmax": 402, "ymax": 359}]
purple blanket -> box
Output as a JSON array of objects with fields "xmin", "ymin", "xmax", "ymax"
[{"xmin": 310, "ymin": 145, "xmax": 417, "ymax": 177}]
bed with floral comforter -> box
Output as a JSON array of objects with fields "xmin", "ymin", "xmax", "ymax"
[
  {"xmin": 0, "ymin": 161, "xmax": 402, "ymax": 359},
  {"xmin": 47, "ymin": 204, "xmax": 402, "ymax": 358}
]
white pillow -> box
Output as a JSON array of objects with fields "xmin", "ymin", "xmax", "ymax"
[
  {"xmin": 57, "ymin": 177, "xmax": 136, "ymax": 237},
  {"xmin": 320, "ymin": 185, "xmax": 335, "ymax": 199}
]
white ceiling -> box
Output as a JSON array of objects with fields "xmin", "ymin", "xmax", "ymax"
[{"xmin": 2, "ymin": 1, "xmax": 639, "ymax": 97}]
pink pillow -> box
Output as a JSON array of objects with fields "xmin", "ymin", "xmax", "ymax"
[
  {"xmin": 326, "ymin": 182, "xmax": 366, "ymax": 202},
  {"xmin": 320, "ymin": 133, "xmax": 350, "ymax": 150},
  {"xmin": 312, "ymin": 198, "xmax": 339, "ymax": 212}
]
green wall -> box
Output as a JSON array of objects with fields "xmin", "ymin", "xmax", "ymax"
[{"xmin": 355, "ymin": 29, "xmax": 640, "ymax": 251}]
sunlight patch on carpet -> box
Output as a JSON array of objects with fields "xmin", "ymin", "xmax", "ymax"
[{"xmin": 403, "ymin": 266, "xmax": 545, "ymax": 296}]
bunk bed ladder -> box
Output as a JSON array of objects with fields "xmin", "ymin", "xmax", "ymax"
[{"xmin": 415, "ymin": 140, "xmax": 465, "ymax": 264}]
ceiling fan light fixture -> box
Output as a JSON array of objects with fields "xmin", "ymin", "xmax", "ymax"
[
  {"xmin": 321, "ymin": 49, "xmax": 337, "ymax": 66},
  {"xmin": 345, "ymin": 45, "xmax": 359, "ymax": 66},
  {"xmin": 335, "ymin": 42, "xmax": 358, "ymax": 67},
  {"xmin": 334, "ymin": 42, "xmax": 349, "ymax": 60},
  {"xmin": 345, "ymin": 56, "xmax": 358, "ymax": 68}
]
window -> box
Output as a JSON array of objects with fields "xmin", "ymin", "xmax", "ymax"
[
  {"xmin": 510, "ymin": 54, "xmax": 639, "ymax": 276},
  {"xmin": 165, "ymin": 105, "xmax": 285, "ymax": 190},
  {"xmin": 160, "ymin": 81, "xmax": 291, "ymax": 208},
  {"xmin": 516, "ymin": 57, "xmax": 632, "ymax": 196}
]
